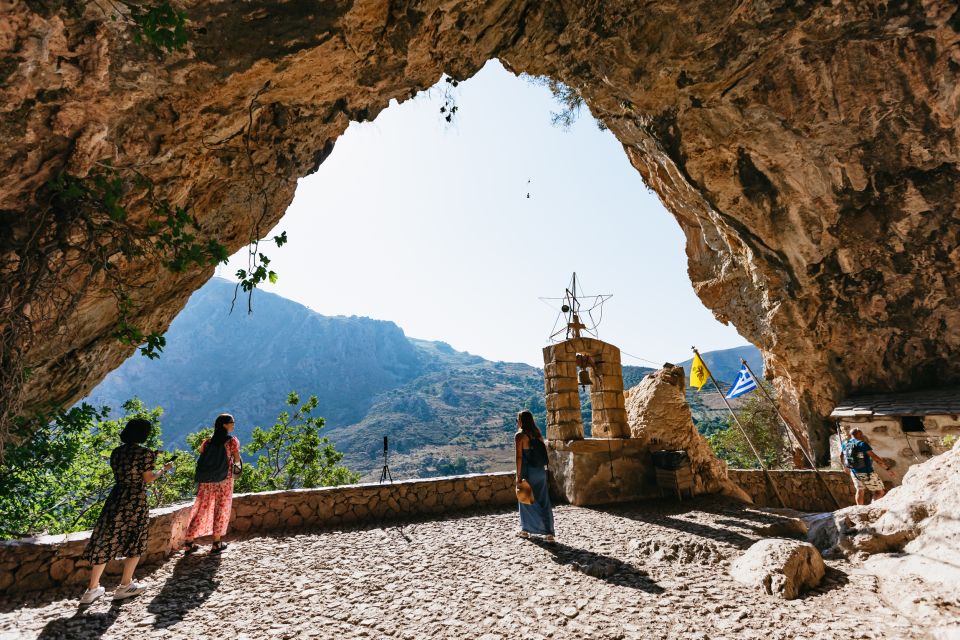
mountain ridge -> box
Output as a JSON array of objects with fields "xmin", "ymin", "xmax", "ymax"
[{"xmin": 84, "ymin": 278, "xmax": 760, "ymax": 478}]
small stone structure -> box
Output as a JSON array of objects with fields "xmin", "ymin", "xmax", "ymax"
[
  {"xmin": 831, "ymin": 387, "xmax": 960, "ymax": 485},
  {"xmin": 544, "ymin": 335, "xmax": 749, "ymax": 505},
  {"xmin": 543, "ymin": 337, "xmax": 627, "ymax": 439},
  {"xmin": 0, "ymin": 472, "xmax": 515, "ymax": 596}
]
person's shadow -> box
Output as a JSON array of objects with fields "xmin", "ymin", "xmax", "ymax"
[
  {"xmin": 528, "ymin": 538, "xmax": 664, "ymax": 593},
  {"xmin": 37, "ymin": 600, "xmax": 128, "ymax": 640},
  {"xmin": 146, "ymin": 551, "xmax": 223, "ymax": 629}
]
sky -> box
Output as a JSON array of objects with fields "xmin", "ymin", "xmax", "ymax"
[{"xmin": 215, "ymin": 60, "xmax": 748, "ymax": 368}]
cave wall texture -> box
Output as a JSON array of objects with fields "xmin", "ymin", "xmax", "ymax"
[{"xmin": 2, "ymin": 0, "xmax": 959, "ymax": 456}]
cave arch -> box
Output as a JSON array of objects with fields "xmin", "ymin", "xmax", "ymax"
[{"xmin": 2, "ymin": 1, "xmax": 959, "ymax": 457}]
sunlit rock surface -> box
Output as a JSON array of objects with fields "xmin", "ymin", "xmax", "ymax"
[{"xmin": 2, "ymin": 2, "xmax": 960, "ymax": 453}]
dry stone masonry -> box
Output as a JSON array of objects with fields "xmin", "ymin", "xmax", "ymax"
[{"xmin": 0, "ymin": 472, "xmax": 516, "ymax": 596}]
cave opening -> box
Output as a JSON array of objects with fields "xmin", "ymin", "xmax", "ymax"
[{"xmin": 83, "ymin": 59, "xmax": 751, "ymax": 478}]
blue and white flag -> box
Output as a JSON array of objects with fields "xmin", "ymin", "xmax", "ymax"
[{"xmin": 725, "ymin": 365, "xmax": 758, "ymax": 399}]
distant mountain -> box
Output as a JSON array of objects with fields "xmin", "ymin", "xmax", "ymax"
[
  {"xmin": 85, "ymin": 278, "xmax": 426, "ymax": 449},
  {"xmin": 678, "ymin": 344, "xmax": 763, "ymax": 388},
  {"xmin": 83, "ymin": 279, "xmax": 544, "ymax": 479},
  {"xmin": 84, "ymin": 278, "xmax": 761, "ymax": 479}
]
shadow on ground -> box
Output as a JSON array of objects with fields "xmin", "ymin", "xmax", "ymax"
[
  {"xmin": 146, "ymin": 551, "xmax": 222, "ymax": 629},
  {"xmin": 37, "ymin": 599, "xmax": 129, "ymax": 640},
  {"xmin": 528, "ymin": 538, "xmax": 664, "ymax": 593}
]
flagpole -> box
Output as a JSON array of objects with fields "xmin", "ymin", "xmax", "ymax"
[
  {"xmin": 740, "ymin": 358, "xmax": 811, "ymax": 454},
  {"xmin": 692, "ymin": 347, "xmax": 787, "ymax": 509},
  {"xmin": 740, "ymin": 358, "xmax": 843, "ymax": 510}
]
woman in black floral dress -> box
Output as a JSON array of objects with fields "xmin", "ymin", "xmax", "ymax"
[{"xmin": 80, "ymin": 418, "xmax": 172, "ymax": 605}]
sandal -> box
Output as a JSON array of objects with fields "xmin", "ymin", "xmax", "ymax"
[
  {"xmin": 183, "ymin": 540, "xmax": 198, "ymax": 553},
  {"xmin": 211, "ymin": 541, "xmax": 229, "ymax": 553}
]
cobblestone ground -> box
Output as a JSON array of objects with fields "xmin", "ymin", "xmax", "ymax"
[{"xmin": 0, "ymin": 499, "xmax": 928, "ymax": 640}]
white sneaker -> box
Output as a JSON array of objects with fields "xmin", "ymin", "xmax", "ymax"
[
  {"xmin": 112, "ymin": 582, "xmax": 147, "ymax": 600},
  {"xmin": 516, "ymin": 530, "xmax": 530, "ymax": 539},
  {"xmin": 79, "ymin": 586, "xmax": 105, "ymax": 604}
]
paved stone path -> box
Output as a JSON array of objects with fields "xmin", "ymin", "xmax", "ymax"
[{"xmin": 0, "ymin": 499, "xmax": 927, "ymax": 639}]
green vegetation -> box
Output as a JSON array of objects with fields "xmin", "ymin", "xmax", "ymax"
[
  {"xmin": 705, "ymin": 385, "xmax": 790, "ymax": 469},
  {"xmin": 0, "ymin": 394, "xmax": 356, "ymax": 540},
  {"xmin": 235, "ymin": 392, "xmax": 359, "ymax": 492}
]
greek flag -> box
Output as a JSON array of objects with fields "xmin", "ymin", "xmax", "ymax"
[{"xmin": 725, "ymin": 365, "xmax": 758, "ymax": 399}]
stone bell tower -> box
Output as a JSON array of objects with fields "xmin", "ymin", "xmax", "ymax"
[{"xmin": 541, "ymin": 275, "xmax": 649, "ymax": 506}]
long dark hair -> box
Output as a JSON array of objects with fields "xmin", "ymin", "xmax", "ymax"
[
  {"xmin": 517, "ymin": 410, "xmax": 543, "ymax": 441},
  {"xmin": 210, "ymin": 413, "xmax": 234, "ymax": 448}
]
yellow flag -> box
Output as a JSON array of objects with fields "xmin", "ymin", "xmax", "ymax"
[{"xmin": 690, "ymin": 353, "xmax": 709, "ymax": 390}]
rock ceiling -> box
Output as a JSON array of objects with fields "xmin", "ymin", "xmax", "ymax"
[{"xmin": 2, "ymin": 0, "xmax": 959, "ymax": 454}]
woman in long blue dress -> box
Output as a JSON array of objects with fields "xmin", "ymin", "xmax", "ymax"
[{"xmin": 515, "ymin": 410, "xmax": 555, "ymax": 541}]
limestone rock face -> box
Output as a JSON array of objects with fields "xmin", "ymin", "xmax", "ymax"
[
  {"xmin": 2, "ymin": 1, "xmax": 960, "ymax": 451},
  {"xmin": 808, "ymin": 439, "xmax": 960, "ymax": 567},
  {"xmin": 625, "ymin": 365, "xmax": 750, "ymax": 502},
  {"xmin": 729, "ymin": 538, "xmax": 826, "ymax": 600}
]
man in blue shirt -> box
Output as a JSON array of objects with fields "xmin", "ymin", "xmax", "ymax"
[{"xmin": 842, "ymin": 428, "xmax": 891, "ymax": 505}]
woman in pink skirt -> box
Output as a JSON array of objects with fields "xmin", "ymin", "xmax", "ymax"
[{"xmin": 184, "ymin": 413, "xmax": 240, "ymax": 553}]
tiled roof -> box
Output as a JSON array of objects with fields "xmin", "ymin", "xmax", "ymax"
[{"xmin": 830, "ymin": 387, "xmax": 960, "ymax": 418}]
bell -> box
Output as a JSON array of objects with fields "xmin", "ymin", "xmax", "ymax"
[{"xmin": 578, "ymin": 368, "xmax": 592, "ymax": 387}]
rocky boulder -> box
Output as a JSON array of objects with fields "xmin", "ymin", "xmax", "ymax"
[
  {"xmin": 808, "ymin": 438, "xmax": 960, "ymax": 567},
  {"xmin": 729, "ymin": 539, "xmax": 826, "ymax": 600},
  {"xmin": 625, "ymin": 365, "xmax": 751, "ymax": 502}
]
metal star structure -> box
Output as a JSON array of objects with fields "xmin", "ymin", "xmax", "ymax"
[{"xmin": 539, "ymin": 272, "xmax": 613, "ymax": 342}]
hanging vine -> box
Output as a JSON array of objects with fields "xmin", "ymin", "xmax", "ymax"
[{"xmin": 0, "ymin": 164, "xmax": 230, "ymax": 455}]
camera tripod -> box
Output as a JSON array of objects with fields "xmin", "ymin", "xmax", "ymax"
[{"xmin": 379, "ymin": 435, "xmax": 393, "ymax": 484}]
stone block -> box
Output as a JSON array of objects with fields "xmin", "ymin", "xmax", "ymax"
[
  {"xmin": 603, "ymin": 391, "xmax": 624, "ymax": 409},
  {"xmin": 296, "ymin": 502, "xmax": 313, "ymax": 519},
  {"xmin": 454, "ymin": 492, "xmax": 474, "ymax": 508},
  {"xmin": 601, "ymin": 374, "xmax": 624, "ymax": 392},
  {"xmin": 333, "ymin": 502, "xmax": 350, "ymax": 516},
  {"xmin": 16, "ymin": 562, "xmax": 53, "ymax": 592},
  {"xmin": 0, "ymin": 567, "xmax": 13, "ymax": 592},
  {"xmin": 281, "ymin": 504, "xmax": 297, "ymax": 520},
  {"xmin": 595, "ymin": 361, "xmax": 622, "ymax": 376},
  {"xmin": 287, "ymin": 515, "xmax": 303, "ymax": 528},
  {"xmin": 262, "ymin": 511, "xmax": 280, "ymax": 530},
  {"xmin": 476, "ymin": 487, "xmax": 492, "ymax": 502},
  {"xmin": 545, "ymin": 393, "xmax": 561, "ymax": 411},
  {"xmin": 592, "ymin": 393, "xmax": 606, "ymax": 411},
  {"xmin": 548, "ymin": 420, "xmax": 584, "ymax": 441},
  {"xmin": 49, "ymin": 557, "xmax": 74, "ymax": 583},
  {"xmin": 550, "ymin": 377, "xmax": 579, "ymax": 393},
  {"xmin": 232, "ymin": 518, "xmax": 251, "ymax": 533}
]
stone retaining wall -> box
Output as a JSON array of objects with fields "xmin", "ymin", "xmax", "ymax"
[
  {"xmin": 0, "ymin": 469, "xmax": 857, "ymax": 596},
  {"xmin": 728, "ymin": 469, "xmax": 855, "ymax": 511},
  {"xmin": 0, "ymin": 472, "xmax": 516, "ymax": 596}
]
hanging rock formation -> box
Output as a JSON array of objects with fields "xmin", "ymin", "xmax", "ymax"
[
  {"xmin": 2, "ymin": 2, "xmax": 960, "ymax": 453},
  {"xmin": 625, "ymin": 365, "xmax": 750, "ymax": 502}
]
